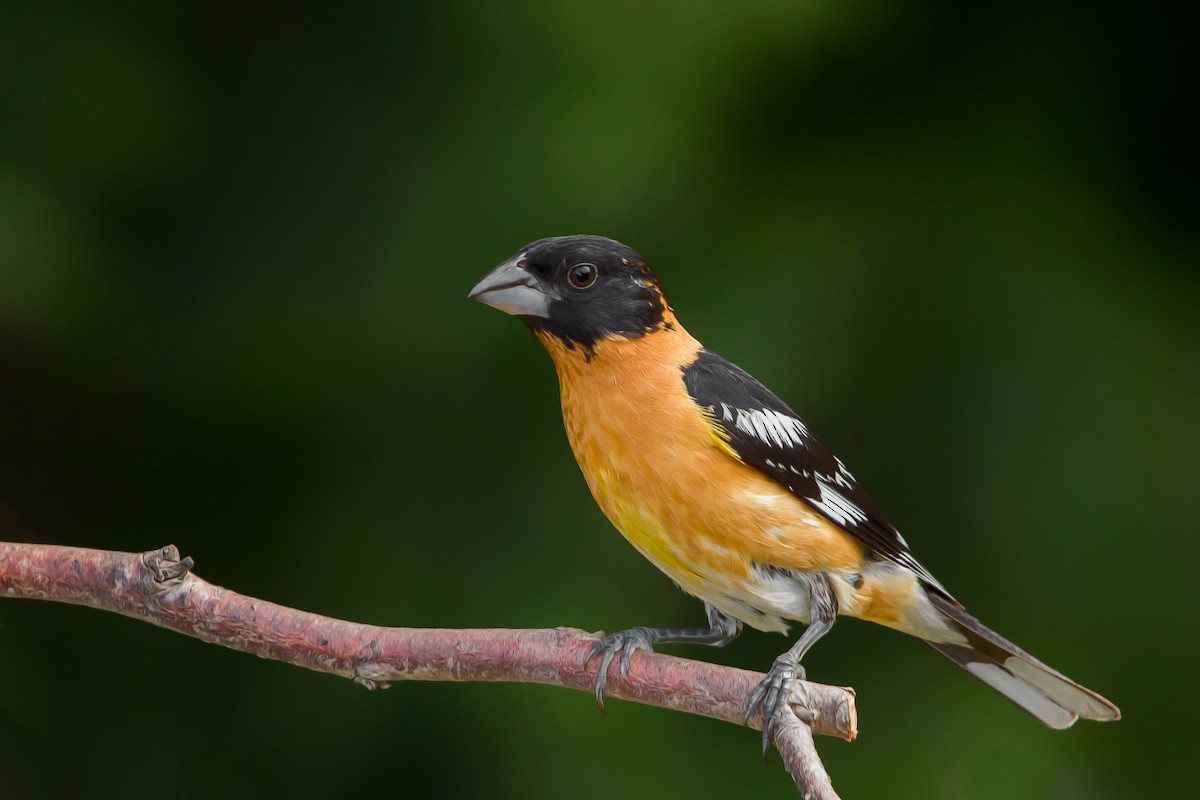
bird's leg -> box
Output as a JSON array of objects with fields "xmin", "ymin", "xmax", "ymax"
[
  {"xmin": 745, "ymin": 575, "xmax": 838, "ymax": 759},
  {"xmin": 587, "ymin": 604, "xmax": 742, "ymax": 709}
]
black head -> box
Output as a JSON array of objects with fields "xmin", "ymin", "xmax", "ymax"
[{"xmin": 469, "ymin": 235, "xmax": 671, "ymax": 352}]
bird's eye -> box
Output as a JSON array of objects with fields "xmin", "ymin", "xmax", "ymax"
[{"xmin": 568, "ymin": 263, "xmax": 597, "ymax": 289}]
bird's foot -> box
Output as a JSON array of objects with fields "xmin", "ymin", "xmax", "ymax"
[
  {"xmin": 744, "ymin": 653, "xmax": 805, "ymax": 760},
  {"xmin": 585, "ymin": 627, "xmax": 658, "ymax": 711}
]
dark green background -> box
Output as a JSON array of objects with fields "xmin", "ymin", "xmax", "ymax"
[{"xmin": 1, "ymin": 3, "xmax": 1194, "ymax": 798}]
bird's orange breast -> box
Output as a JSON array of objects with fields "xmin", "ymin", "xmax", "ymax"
[{"xmin": 534, "ymin": 323, "xmax": 868, "ymax": 630}]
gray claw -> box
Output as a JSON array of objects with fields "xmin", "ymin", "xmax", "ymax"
[
  {"xmin": 744, "ymin": 654, "xmax": 804, "ymax": 761},
  {"xmin": 585, "ymin": 627, "xmax": 657, "ymax": 712}
]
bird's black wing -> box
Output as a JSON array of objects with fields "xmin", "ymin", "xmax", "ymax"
[{"xmin": 682, "ymin": 349, "xmax": 948, "ymax": 595}]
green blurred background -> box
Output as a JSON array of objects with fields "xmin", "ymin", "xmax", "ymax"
[{"xmin": 1, "ymin": 2, "xmax": 1195, "ymax": 797}]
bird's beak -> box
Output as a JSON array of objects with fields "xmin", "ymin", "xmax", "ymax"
[{"xmin": 468, "ymin": 255, "xmax": 557, "ymax": 318}]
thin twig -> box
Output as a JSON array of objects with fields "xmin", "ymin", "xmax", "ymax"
[{"xmin": 1, "ymin": 541, "xmax": 854, "ymax": 797}]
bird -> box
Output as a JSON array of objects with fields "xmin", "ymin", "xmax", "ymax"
[{"xmin": 468, "ymin": 234, "xmax": 1120, "ymax": 753}]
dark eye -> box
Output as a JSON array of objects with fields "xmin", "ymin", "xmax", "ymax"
[{"xmin": 568, "ymin": 263, "xmax": 597, "ymax": 288}]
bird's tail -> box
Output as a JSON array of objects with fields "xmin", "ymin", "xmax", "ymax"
[{"xmin": 924, "ymin": 592, "xmax": 1121, "ymax": 728}]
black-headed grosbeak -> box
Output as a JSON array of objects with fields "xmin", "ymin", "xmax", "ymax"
[{"xmin": 469, "ymin": 235, "xmax": 1119, "ymax": 752}]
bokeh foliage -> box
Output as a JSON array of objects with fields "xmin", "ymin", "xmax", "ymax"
[{"xmin": 1, "ymin": 2, "xmax": 1194, "ymax": 797}]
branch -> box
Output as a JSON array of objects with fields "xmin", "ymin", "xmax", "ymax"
[{"xmin": 1, "ymin": 541, "xmax": 855, "ymax": 797}]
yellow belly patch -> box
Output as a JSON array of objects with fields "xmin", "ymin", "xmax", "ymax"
[{"xmin": 598, "ymin": 472, "xmax": 689, "ymax": 575}]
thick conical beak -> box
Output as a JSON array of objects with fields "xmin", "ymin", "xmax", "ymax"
[{"xmin": 468, "ymin": 256, "xmax": 556, "ymax": 318}]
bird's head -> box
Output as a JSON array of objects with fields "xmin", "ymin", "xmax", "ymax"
[{"xmin": 469, "ymin": 235, "xmax": 673, "ymax": 355}]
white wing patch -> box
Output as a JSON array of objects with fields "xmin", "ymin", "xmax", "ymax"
[
  {"xmin": 810, "ymin": 482, "xmax": 870, "ymax": 527},
  {"xmin": 724, "ymin": 405, "xmax": 809, "ymax": 449},
  {"xmin": 832, "ymin": 457, "xmax": 856, "ymax": 489}
]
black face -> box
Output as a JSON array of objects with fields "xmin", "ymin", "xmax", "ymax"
[{"xmin": 486, "ymin": 235, "xmax": 671, "ymax": 352}]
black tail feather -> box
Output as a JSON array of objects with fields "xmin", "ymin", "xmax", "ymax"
[{"xmin": 926, "ymin": 593, "xmax": 1120, "ymax": 728}]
